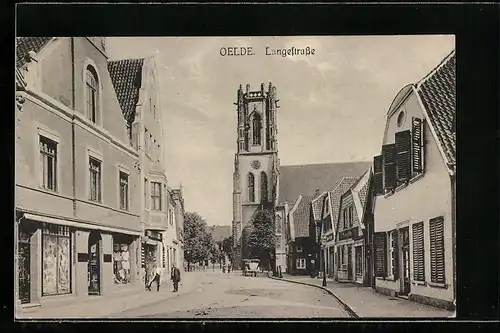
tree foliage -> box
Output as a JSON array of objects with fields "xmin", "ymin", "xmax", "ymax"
[
  {"xmin": 184, "ymin": 212, "xmax": 212, "ymax": 264},
  {"xmin": 247, "ymin": 209, "xmax": 276, "ymax": 254},
  {"xmin": 221, "ymin": 236, "xmax": 234, "ymax": 259}
]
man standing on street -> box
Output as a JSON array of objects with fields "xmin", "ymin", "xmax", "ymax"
[
  {"xmin": 147, "ymin": 265, "xmax": 162, "ymax": 291},
  {"xmin": 171, "ymin": 264, "xmax": 181, "ymax": 292}
]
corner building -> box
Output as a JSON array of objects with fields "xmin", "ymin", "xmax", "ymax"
[
  {"xmin": 232, "ymin": 83, "xmax": 280, "ymax": 267},
  {"xmin": 14, "ymin": 37, "xmax": 162, "ymax": 310}
]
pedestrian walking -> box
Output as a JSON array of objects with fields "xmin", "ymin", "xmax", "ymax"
[
  {"xmin": 147, "ymin": 265, "xmax": 162, "ymax": 291},
  {"xmin": 227, "ymin": 263, "xmax": 231, "ymax": 273},
  {"xmin": 171, "ymin": 264, "xmax": 181, "ymax": 292}
]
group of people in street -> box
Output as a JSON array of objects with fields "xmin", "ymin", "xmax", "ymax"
[{"xmin": 146, "ymin": 264, "xmax": 181, "ymax": 292}]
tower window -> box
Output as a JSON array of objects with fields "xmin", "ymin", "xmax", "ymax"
[
  {"xmin": 260, "ymin": 172, "xmax": 268, "ymax": 203},
  {"xmin": 248, "ymin": 173, "xmax": 255, "ymax": 202},
  {"xmin": 252, "ymin": 113, "xmax": 262, "ymax": 145}
]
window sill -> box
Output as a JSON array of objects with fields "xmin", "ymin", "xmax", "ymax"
[
  {"xmin": 118, "ymin": 208, "xmax": 130, "ymax": 214},
  {"xmin": 428, "ymin": 281, "xmax": 448, "ymax": 289},
  {"xmin": 409, "ymin": 172, "xmax": 425, "ymax": 184},
  {"xmin": 412, "ymin": 280, "xmax": 427, "ymax": 286},
  {"xmin": 376, "ymin": 276, "xmax": 397, "ymax": 282}
]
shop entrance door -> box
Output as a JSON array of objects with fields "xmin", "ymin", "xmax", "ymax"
[
  {"xmin": 399, "ymin": 227, "xmax": 411, "ymax": 296},
  {"xmin": 88, "ymin": 232, "xmax": 101, "ymax": 295},
  {"xmin": 18, "ymin": 240, "xmax": 31, "ymax": 304}
]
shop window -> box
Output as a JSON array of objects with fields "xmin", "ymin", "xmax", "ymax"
[
  {"xmin": 89, "ymin": 157, "xmax": 102, "ymax": 202},
  {"xmin": 355, "ymin": 246, "xmax": 363, "ymax": 277},
  {"xmin": 296, "ymin": 258, "xmax": 306, "ymax": 269},
  {"xmin": 39, "ymin": 136, "xmax": 57, "ymax": 191},
  {"xmin": 429, "ymin": 216, "xmax": 445, "ymax": 284},
  {"xmin": 113, "ymin": 238, "xmax": 131, "ymax": 284},
  {"xmin": 119, "ymin": 171, "xmax": 129, "ymax": 211},
  {"xmin": 42, "ymin": 224, "xmax": 71, "ymax": 296},
  {"xmin": 151, "ymin": 182, "xmax": 162, "ymax": 211},
  {"xmin": 296, "ymin": 244, "xmax": 303, "ymax": 252}
]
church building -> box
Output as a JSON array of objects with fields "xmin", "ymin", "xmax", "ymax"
[{"xmin": 232, "ymin": 83, "xmax": 280, "ymax": 267}]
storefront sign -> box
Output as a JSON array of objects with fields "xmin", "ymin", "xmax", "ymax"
[
  {"xmin": 339, "ymin": 227, "xmax": 359, "ymax": 241},
  {"xmin": 145, "ymin": 230, "xmax": 162, "ymax": 242},
  {"xmin": 78, "ymin": 253, "xmax": 89, "ymax": 262}
]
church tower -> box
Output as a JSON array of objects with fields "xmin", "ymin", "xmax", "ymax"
[{"xmin": 232, "ymin": 83, "xmax": 280, "ymax": 266}]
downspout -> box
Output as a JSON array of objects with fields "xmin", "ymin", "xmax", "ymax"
[
  {"xmin": 70, "ymin": 37, "xmax": 76, "ymax": 216},
  {"xmin": 450, "ymin": 172, "xmax": 456, "ymax": 310}
]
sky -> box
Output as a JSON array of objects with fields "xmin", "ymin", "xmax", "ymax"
[{"xmin": 106, "ymin": 35, "xmax": 455, "ymax": 227}]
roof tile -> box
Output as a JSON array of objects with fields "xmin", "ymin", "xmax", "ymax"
[
  {"xmin": 16, "ymin": 37, "xmax": 53, "ymax": 68},
  {"xmin": 417, "ymin": 51, "xmax": 456, "ymax": 166},
  {"xmin": 293, "ymin": 195, "xmax": 314, "ymax": 238},
  {"xmin": 278, "ymin": 161, "xmax": 372, "ymax": 205},
  {"xmin": 108, "ymin": 58, "xmax": 145, "ymax": 123}
]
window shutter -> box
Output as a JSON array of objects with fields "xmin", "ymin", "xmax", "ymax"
[
  {"xmin": 382, "ymin": 144, "xmax": 397, "ymax": 191},
  {"xmin": 395, "ymin": 130, "xmax": 411, "ymax": 183},
  {"xmin": 391, "ymin": 229, "xmax": 399, "ymax": 279},
  {"xmin": 412, "ymin": 117, "xmax": 423, "ymax": 174},
  {"xmin": 373, "ymin": 155, "xmax": 383, "ymax": 196},
  {"xmin": 412, "ymin": 222, "xmax": 425, "ymax": 282},
  {"xmin": 430, "ymin": 217, "xmax": 445, "ymax": 284},
  {"xmin": 374, "ymin": 232, "xmax": 387, "ymax": 277}
]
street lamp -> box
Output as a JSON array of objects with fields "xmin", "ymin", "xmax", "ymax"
[{"xmin": 321, "ymin": 234, "xmax": 327, "ymax": 287}]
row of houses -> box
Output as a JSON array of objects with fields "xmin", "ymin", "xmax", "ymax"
[
  {"xmin": 15, "ymin": 37, "xmax": 185, "ymax": 310},
  {"xmin": 279, "ymin": 50, "xmax": 456, "ymax": 311}
]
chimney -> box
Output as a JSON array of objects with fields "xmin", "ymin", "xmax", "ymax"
[{"xmin": 314, "ymin": 189, "xmax": 320, "ymax": 197}]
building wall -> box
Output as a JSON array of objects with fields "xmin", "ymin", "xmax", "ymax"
[
  {"xmin": 374, "ymin": 92, "xmax": 454, "ymax": 306},
  {"xmin": 15, "ymin": 95, "xmax": 74, "ymax": 219},
  {"xmin": 288, "ymin": 238, "xmax": 315, "ymax": 275}
]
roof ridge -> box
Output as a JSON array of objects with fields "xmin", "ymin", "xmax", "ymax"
[
  {"xmin": 281, "ymin": 160, "xmax": 372, "ymax": 168},
  {"xmin": 416, "ymin": 49, "xmax": 455, "ymax": 91},
  {"xmin": 108, "ymin": 56, "xmax": 146, "ymax": 63}
]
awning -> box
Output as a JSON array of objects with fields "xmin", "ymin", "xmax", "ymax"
[{"xmin": 23, "ymin": 213, "xmax": 142, "ymax": 236}]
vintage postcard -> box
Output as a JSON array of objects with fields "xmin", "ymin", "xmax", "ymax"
[{"xmin": 15, "ymin": 35, "xmax": 456, "ymax": 320}]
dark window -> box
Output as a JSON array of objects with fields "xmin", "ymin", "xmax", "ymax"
[
  {"xmin": 89, "ymin": 157, "xmax": 102, "ymax": 202},
  {"xmin": 248, "ymin": 173, "xmax": 255, "ymax": 202},
  {"xmin": 39, "ymin": 136, "xmax": 57, "ymax": 191},
  {"xmin": 41, "ymin": 224, "xmax": 71, "ymax": 296},
  {"xmin": 374, "ymin": 232, "xmax": 387, "ymax": 277},
  {"xmin": 395, "ymin": 130, "xmax": 412, "ymax": 183},
  {"xmin": 260, "ymin": 172, "xmax": 268, "ymax": 203},
  {"xmin": 373, "ymin": 155, "xmax": 384, "ymax": 195},
  {"xmin": 85, "ymin": 66, "xmax": 99, "ymax": 123},
  {"xmin": 429, "ymin": 217, "xmax": 445, "ymax": 284},
  {"xmin": 151, "ymin": 182, "xmax": 162, "ymax": 211},
  {"xmin": 119, "ymin": 171, "xmax": 129, "ymax": 210},
  {"xmin": 382, "ymin": 144, "xmax": 397, "ymax": 191},
  {"xmin": 252, "ymin": 113, "xmax": 262, "ymax": 145},
  {"xmin": 412, "ymin": 222, "xmax": 425, "ymax": 282}
]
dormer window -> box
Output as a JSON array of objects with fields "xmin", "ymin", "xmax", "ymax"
[{"xmin": 85, "ymin": 65, "xmax": 100, "ymax": 124}]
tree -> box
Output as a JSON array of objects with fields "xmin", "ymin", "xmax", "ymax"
[
  {"xmin": 221, "ymin": 235, "xmax": 234, "ymax": 262},
  {"xmin": 247, "ymin": 209, "xmax": 276, "ymax": 271},
  {"xmin": 184, "ymin": 212, "xmax": 211, "ymax": 271}
]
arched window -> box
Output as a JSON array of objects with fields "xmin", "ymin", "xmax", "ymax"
[
  {"xmin": 252, "ymin": 113, "xmax": 262, "ymax": 145},
  {"xmin": 260, "ymin": 171, "xmax": 268, "ymax": 203},
  {"xmin": 248, "ymin": 173, "xmax": 255, "ymax": 202},
  {"xmin": 85, "ymin": 66, "xmax": 99, "ymax": 124}
]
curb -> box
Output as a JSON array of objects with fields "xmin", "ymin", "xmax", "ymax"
[{"xmin": 269, "ymin": 275, "xmax": 359, "ymax": 318}]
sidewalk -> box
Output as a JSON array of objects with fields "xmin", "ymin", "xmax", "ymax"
[
  {"xmin": 271, "ymin": 274, "xmax": 455, "ymax": 318},
  {"xmin": 17, "ymin": 271, "xmax": 205, "ymax": 319}
]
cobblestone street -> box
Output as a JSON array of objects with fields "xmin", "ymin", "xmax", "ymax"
[{"xmin": 109, "ymin": 271, "xmax": 351, "ymax": 318}]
